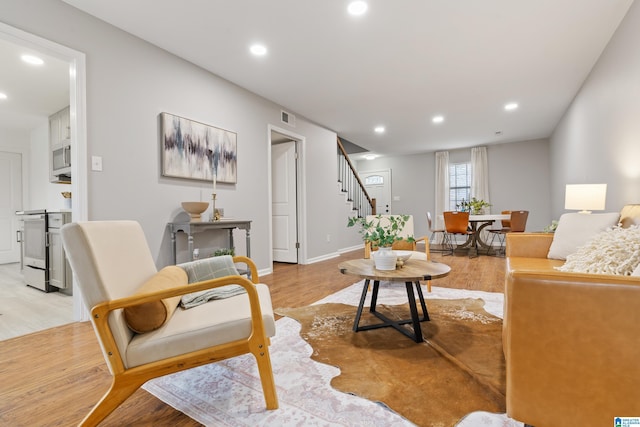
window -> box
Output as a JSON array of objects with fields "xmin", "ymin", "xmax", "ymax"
[
  {"xmin": 449, "ymin": 162, "xmax": 471, "ymax": 210},
  {"xmin": 364, "ymin": 175, "xmax": 384, "ymax": 185}
]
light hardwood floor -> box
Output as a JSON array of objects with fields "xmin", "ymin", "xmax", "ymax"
[
  {"xmin": 0, "ymin": 263, "xmax": 73, "ymax": 340},
  {"xmin": 0, "ymin": 248, "xmax": 506, "ymax": 426}
]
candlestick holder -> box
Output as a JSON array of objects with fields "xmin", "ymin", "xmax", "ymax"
[{"xmin": 210, "ymin": 193, "xmax": 220, "ymax": 221}]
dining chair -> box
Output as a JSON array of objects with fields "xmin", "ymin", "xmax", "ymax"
[
  {"xmin": 486, "ymin": 210, "xmax": 510, "ymax": 254},
  {"xmin": 426, "ymin": 212, "xmax": 447, "ymax": 252},
  {"xmin": 61, "ymin": 220, "xmax": 278, "ymax": 426},
  {"xmin": 499, "ymin": 210, "xmax": 512, "ymax": 229},
  {"xmin": 489, "ymin": 210, "xmax": 529, "ymax": 256},
  {"xmin": 442, "ymin": 211, "xmax": 474, "ymax": 257}
]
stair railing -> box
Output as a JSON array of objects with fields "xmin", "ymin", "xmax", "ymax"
[{"xmin": 337, "ymin": 137, "xmax": 376, "ymax": 217}]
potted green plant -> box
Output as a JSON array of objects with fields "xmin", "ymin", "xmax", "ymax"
[
  {"xmin": 543, "ymin": 220, "xmax": 558, "ymax": 233},
  {"xmin": 347, "ymin": 214, "xmax": 415, "ymax": 270},
  {"xmin": 457, "ymin": 197, "xmax": 492, "ymax": 215},
  {"xmin": 212, "ymin": 247, "xmax": 235, "ymax": 257}
]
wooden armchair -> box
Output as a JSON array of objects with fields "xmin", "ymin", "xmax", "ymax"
[{"xmin": 61, "ymin": 221, "xmax": 277, "ymax": 426}]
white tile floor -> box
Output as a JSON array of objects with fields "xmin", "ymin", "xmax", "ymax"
[{"xmin": 0, "ymin": 263, "xmax": 73, "ymax": 341}]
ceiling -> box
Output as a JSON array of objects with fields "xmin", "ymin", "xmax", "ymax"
[
  {"xmin": 4, "ymin": 1, "xmax": 634, "ymax": 158},
  {"xmin": 0, "ymin": 37, "xmax": 69, "ymax": 131}
]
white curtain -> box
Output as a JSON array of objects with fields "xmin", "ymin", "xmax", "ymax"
[
  {"xmin": 471, "ymin": 146, "xmax": 490, "ymax": 207},
  {"xmin": 434, "ymin": 151, "xmax": 449, "ymax": 232}
]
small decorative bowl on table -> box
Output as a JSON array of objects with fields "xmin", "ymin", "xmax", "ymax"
[
  {"xmin": 181, "ymin": 202, "xmax": 209, "ymax": 222},
  {"xmin": 395, "ymin": 250, "xmax": 413, "ymax": 268}
]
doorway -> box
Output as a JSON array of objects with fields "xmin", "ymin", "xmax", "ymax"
[
  {"xmin": 360, "ymin": 169, "xmax": 392, "ymax": 214},
  {"xmin": 0, "ymin": 152, "xmax": 22, "ymax": 264},
  {"xmin": 269, "ymin": 125, "xmax": 305, "ymax": 266},
  {"xmin": 0, "ymin": 22, "xmax": 88, "ymax": 323}
]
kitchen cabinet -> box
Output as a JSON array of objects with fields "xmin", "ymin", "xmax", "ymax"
[
  {"xmin": 48, "ymin": 212, "xmax": 72, "ymax": 292},
  {"xmin": 49, "ymin": 106, "xmax": 70, "ymax": 148},
  {"xmin": 49, "ymin": 106, "xmax": 71, "ymax": 183}
]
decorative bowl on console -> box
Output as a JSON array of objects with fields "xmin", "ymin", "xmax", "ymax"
[{"xmin": 181, "ymin": 202, "xmax": 209, "ymax": 222}]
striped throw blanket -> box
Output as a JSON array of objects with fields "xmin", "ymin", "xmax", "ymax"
[{"xmin": 178, "ymin": 255, "xmax": 246, "ymax": 309}]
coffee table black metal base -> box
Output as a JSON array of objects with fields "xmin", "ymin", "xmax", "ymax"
[{"xmin": 353, "ymin": 279, "xmax": 430, "ymax": 343}]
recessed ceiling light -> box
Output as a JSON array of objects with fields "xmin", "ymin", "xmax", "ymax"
[
  {"xmin": 432, "ymin": 115, "xmax": 444, "ymax": 124},
  {"xmin": 364, "ymin": 154, "xmax": 377, "ymax": 160},
  {"xmin": 348, "ymin": 1, "xmax": 368, "ymax": 16},
  {"xmin": 0, "ymin": 92, "xmax": 7, "ymax": 100},
  {"xmin": 21, "ymin": 54, "xmax": 44, "ymax": 65},
  {"xmin": 374, "ymin": 126, "xmax": 385, "ymax": 133},
  {"xmin": 249, "ymin": 44, "xmax": 267, "ymax": 56},
  {"xmin": 504, "ymin": 102, "xmax": 518, "ymax": 111}
]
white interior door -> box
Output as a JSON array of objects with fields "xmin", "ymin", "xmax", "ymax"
[
  {"xmin": 361, "ymin": 169, "xmax": 392, "ymax": 214},
  {"xmin": 271, "ymin": 141, "xmax": 298, "ymax": 263},
  {"xmin": 0, "ymin": 151, "xmax": 23, "ymax": 264}
]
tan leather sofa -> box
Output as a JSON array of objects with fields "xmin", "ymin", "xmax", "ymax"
[{"xmin": 503, "ymin": 206, "xmax": 640, "ymax": 427}]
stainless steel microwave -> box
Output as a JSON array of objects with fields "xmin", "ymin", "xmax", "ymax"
[{"xmin": 52, "ymin": 143, "xmax": 71, "ymax": 177}]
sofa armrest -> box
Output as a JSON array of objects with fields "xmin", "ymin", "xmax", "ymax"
[
  {"xmin": 505, "ymin": 232, "xmax": 553, "ymax": 258},
  {"xmin": 503, "ymin": 269, "xmax": 640, "ymax": 426}
]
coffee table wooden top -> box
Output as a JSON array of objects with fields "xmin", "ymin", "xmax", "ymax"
[{"xmin": 339, "ymin": 257, "xmax": 451, "ymax": 282}]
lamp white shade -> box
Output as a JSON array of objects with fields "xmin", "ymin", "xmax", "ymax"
[{"xmin": 565, "ymin": 184, "xmax": 607, "ymax": 212}]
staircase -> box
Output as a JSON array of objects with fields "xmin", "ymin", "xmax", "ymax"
[{"xmin": 337, "ymin": 137, "xmax": 376, "ymax": 218}]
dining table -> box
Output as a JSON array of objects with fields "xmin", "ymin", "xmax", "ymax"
[{"xmin": 439, "ymin": 213, "xmax": 510, "ymax": 256}]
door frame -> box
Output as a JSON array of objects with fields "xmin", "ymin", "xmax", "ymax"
[
  {"xmin": 0, "ymin": 151, "xmax": 23, "ymax": 263},
  {"xmin": 267, "ymin": 124, "xmax": 307, "ymax": 268},
  {"xmin": 0, "ymin": 22, "xmax": 88, "ymax": 321},
  {"xmin": 271, "ymin": 140, "xmax": 298, "ymax": 263},
  {"xmin": 360, "ymin": 168, "xmax": 392, "ymax": 214}
]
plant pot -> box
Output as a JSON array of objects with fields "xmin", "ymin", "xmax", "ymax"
[{"xmin": 373, "ymin": 247, "xmax": 397, "ymax": 270}]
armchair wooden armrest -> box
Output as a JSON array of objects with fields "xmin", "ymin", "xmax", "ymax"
[{"xmin": 90, "ymin": 256, "xmax": 267, "ymax": 379}]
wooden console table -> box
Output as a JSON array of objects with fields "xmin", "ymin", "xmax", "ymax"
[{"xmin": 168, "ymin": 219, "xmax": 252, "ymax": 263}]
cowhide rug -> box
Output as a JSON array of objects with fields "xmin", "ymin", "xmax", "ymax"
[{"xmin": 276, "ymin": 298, "xmax": 505, "ymax": 427}]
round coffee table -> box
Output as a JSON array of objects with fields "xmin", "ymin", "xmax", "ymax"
[{"xmin": 338, "ymin": 254, "xmax": 451, "ymax": 342}]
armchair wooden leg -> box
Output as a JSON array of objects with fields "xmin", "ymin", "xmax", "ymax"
[
  {"xmin": 252, "ymin": 347, "xmax": 279, "ymax": 410},
  {"xmin": 424, "ymin": 280, "xmax": 432, "ymax": 293},
  {"xmin": 78, "ymin": 376, "xmax": 145, "ymax": 427}
]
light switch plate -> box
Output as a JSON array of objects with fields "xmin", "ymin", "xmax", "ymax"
[{"xmin": 91, "ymin": 155, "xmax": 103, "ymax": 171}]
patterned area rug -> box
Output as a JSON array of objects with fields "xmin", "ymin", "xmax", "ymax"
[
  {"xmin": 277, "ymin": 298, "xmax": 506, "ymax": 427},
  {"xmin": 143, "ymin": 282, "xmax": 524, "ymax": 426}
]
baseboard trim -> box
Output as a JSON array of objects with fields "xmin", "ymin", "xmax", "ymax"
[{"xmin": 305, "ymin": 252, "xmax": 341, "ymax": 264}]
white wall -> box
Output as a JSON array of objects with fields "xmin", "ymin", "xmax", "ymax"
[
  {"xmin": 1, "ymin": 121, "xmax": 73, "ymax": 212},
  {"xmin": 357, "ymin": 139, "xmax": 552, "ymax": 236},
  {"xmin": 357, "ymin": 153, "xmax": 436, "ymax": 238},
  {"xmin": 1, "ymin": 0, "xmax": 361, "ymax": 271},
  {"xmin": 0, "ymin": 128, "xmax": 30, "ymax": 210},
  {"xmin": 27, "ymin": 119, "xmax": 72, "ymax": 210},
  {"xmin": 550, "ymin": 0, "xmax": 640, "ymax": 217},
  {"xmin": 487, "ymin": 139, "xmax": 551, "ymax": 232}
]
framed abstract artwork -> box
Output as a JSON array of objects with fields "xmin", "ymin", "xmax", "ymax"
[{"xmin": 161, "ymin": 112, "xmax": 237, "ymax": 183}]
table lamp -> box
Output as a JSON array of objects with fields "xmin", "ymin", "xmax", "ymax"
[{"xmin": 564, "ymin": 184, "xmax": 607, "ymax": 214}]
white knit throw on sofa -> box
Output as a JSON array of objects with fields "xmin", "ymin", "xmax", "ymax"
[{"xmin": 556, "ymin": 225, "xmax": 640, "ymax": 276}]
